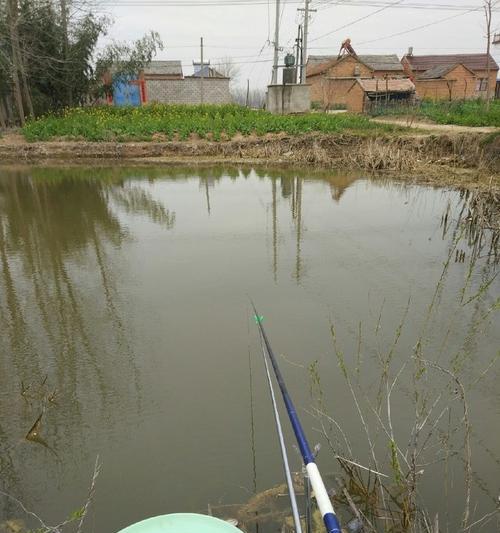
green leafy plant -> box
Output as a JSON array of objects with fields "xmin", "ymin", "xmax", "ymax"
[{"xmin": 23, "ymin": 104, "xmax": 400, "ymax": 142}]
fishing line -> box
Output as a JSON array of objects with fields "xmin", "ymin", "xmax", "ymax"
[
  {"xmin": 257, "ymin": 328, "xmax": 303, "ymax": 533},
  {"xmin": 252, "ymin": 302, "xmax": 342, "ymax": 533}
]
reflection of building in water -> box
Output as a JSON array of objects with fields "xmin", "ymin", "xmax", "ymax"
[
  {"xmin": 272, "ymin": 174, "xmax": 359, "ymax": 283},
  {"xmin": 328, "ymin": 174, "xmax": 358, "ymax": 202}
]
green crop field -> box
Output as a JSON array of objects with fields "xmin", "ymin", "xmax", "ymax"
[{"xmin": 22, "ymin": 104, "xmax": 400, "ymax": 142}]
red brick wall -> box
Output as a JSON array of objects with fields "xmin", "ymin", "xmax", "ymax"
[
  {"xmin": 309, "ymin": 75, "xmax": 325, "ymax": 104},
  {"xmin": 474, "ymin": 70, "xmax": 498, "ymax": 98},
  {"xmin": 313, "ymin": 78, "xmax": 364, "ymax": 112},
  {"xmin": 344, "ymin": 83, "xmax": 365, "ymax": 113},
  {"xmin": 373, "ymin": 69, "xmax": 406, "ymax": 78},
  {"xmin": 403, "ymin": 58, "xmax": 498, "ymax": 98},
  {"xmin": 415, "ymin": 65, "xmax": 477, "ymax": 101},
  {"xmin": 444, "ymin": 65, "xmax": 477, "ymax": 99},
  {"xmin": 414, "ymin": 80, "xmax": 453, "ymax": 101},
  {"xmin": 327, "ymin": 56, "xmax": 373, "ymax": 78}
]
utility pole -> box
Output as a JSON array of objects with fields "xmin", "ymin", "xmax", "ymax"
[
  {"xmin": 298, "ymin": 1, "xmax": 316, "ymax": 84},
  {"xmin": 272, "ymin": 0, "xmax": 280, "ymax": 84},
  {"xmin": 295, "ymin": 24, "xmax": 302, "ymax": 84},
  {"xmin": 246, "ymin": 79, "xmax": 250, "ymax": 107},
  {"xmin": 61, "ymin": 0, "xmax": 72, "ymax": 106},
  {"xmin": 200, "ymin": 36, "xmax": 204, "ymax": 104},
  {"xmin": 484, "ymin": 0, "xmax": 492, "ymax": 107}
]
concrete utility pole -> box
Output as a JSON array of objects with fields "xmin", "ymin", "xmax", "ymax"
[
  {"xmin": 298, "ymin": 0, "xmax": 316, "ymax": 84},
  {"xmin": 484, "ymin": 0, "xmax": 493, "ymax": 107},
  {"xmin": 302, "ymin": 0, "xmax": 310, "ymax": 84},
  {"xmin": 200, "ymin": 36, "xmax": 204, "ymax": 104},
  {"xmin": 272, "ymin": 0, "xmax": 280, "ymax": 84},
  {"xmin": 295, "ymin": 24, "xmax": 302, "ymax": 83},
  {"xmin": 60, "ymin": 0, "xmax": 73, "ymax": 106}
]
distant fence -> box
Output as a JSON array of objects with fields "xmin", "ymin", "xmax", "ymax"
[{"xmin": 364, "ymin": 97, "xmax": 416, "ymax": 115}]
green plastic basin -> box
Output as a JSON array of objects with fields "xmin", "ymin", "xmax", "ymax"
[{"xmin": 118, "ymin": 513, "xmax": 241, "ymax": 533}]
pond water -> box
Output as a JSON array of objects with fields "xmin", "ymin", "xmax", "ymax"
[{"xmin": 0, "ymin": 166, "xmax": 498, "ymax": 532}]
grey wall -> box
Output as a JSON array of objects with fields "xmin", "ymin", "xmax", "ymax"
[
  {"xmin": 145, "ymin": 78, "xmax": 231, "ymax": 105},
  {"xmin": 266, "ymin": 84, "xmax": 311, "ymax": 114}
]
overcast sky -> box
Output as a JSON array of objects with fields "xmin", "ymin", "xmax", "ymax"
[{"xmin": 94, "ymin": 0, "xmax": 500, "ymax": 89}]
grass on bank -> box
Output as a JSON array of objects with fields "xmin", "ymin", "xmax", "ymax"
[
  {"xmin": 22, "ymin": 104, "xmax": 401, "ymax": 142},
  {"xmin": 371, "ymin": 98, "xmax": 500, "ymax": 127}
]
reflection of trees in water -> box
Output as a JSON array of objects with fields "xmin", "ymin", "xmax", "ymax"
[
  {"xmin": 0, "ymin": 169, "xmax": 177, "ymax": 514},
  {"xmin": 110, "ymin": 185, "xmax": 176, "ymax": 228},
  {"xmin": 439, "ymin": 187, "xmax": 500, "ymax": 385}
]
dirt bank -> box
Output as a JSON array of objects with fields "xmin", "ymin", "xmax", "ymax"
[
  {"xmin": 0, "ymin": 131, "xmax": 499, "ymax": 183},
  {"xmin": 370, "ymin": 117, "xmax": 499, "ymax": 133}
]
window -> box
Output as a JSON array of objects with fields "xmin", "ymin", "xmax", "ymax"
[{"xmin": 476, "ymin": 78, "xmax": 488, "ymax": 91}]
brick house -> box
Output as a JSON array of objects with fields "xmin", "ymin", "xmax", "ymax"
[
  {"xmin": 413, "ymin": 64, "xmax": 477, "ymax": 101},
  {"xmin": 110, "ymin": 60, "xmax": 232, "ymax": 106},
  {"xmin": 306, "ymin": 54, "xmax": 409, "ymax": 110},
  {"xmin": 307, "ymin": 54, "xmax": 405, "ymax": 79},
  {"xmin": 347, "ymin": 78, "xmax": 415, "ymax": 113},
  {"xmin": 402, "ymin": 53, "xmax": 499, "ymax": 99}
]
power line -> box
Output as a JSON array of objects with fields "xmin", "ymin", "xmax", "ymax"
[
  {"xmin": 356, "ymin": 3, "xmax": 492, "ymax": 45},
  {"xmin": 310, "ymin": 0, "xmax": 405, "ymax": 43},
  {"xmin": 98, "ymin": 0, "xmax": 498, "ymax": 7},
  {"xmin": 312, "ymin": 0, "xmax": 493, "ymax": 11}
]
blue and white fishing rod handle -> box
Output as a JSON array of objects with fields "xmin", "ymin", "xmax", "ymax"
[{"xmin": 306, "ymin": 463, "xmax": 342, "ymax": 533}]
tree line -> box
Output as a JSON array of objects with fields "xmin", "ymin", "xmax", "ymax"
[{"xmin": 0, "ymin": 0, "xmax": 163, "ymax": 126}]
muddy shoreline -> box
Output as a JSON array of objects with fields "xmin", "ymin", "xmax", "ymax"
[{"xmin": 1, "ymin": 131, "xmax": 499, "ymax": 190}]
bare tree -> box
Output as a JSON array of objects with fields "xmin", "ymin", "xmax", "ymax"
[
  {"xmin": 484, "ymin": 0, "xmax": 493, "ymax": 109},
  {"xmin": 231, "ymin": 85, "xmax": 265, "ymax": 108},
  {"xmin": 7, "ymin": 0, "xmax": 25, "ymax": 124},
  {"xmin": 215, "ymin": 56, "xmax": 240, "ymax": 83}
]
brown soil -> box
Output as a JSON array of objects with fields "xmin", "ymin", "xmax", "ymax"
[
  {"xmin": 0, "ymin": 131, "xmax": 498, "ymax": 190},
  {"xmin": 371, "ymin": 117, "xmax": 499, "ymax": 134}
]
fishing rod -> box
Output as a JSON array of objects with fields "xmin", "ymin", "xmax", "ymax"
[
  {"xmin": 252, "ymin": 303, "xmax": 342, "ymax": 533},
  {"xmin": 258, "ymin": 331, "xmax": 303, "ymax": 533}
]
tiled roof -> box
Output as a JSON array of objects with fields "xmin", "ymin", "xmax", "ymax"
[
  {"xmin": 404, "ymin": 54, "xmax": 498, "ymax": 72},
  {"xmin": 143, "ymin": 60, "xmax": 183, "ymax": 76},
  {"xmin": 307, "ymin": 53, "xmax": 403, "ymax": 74},
  {"xmin": 358, "ymin": 54, "xmax": 403, "ymax": 71},
  {"xmin": 307, "ymin": 55, "xmax": 335, "ymax": 66},
  {"xmin": 307, "ymin": 58, "xmax": 339, "ymax": 77},
  {"xmin": 356, "ymin": 78, "xmax": 415, "ymax": 93}
]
